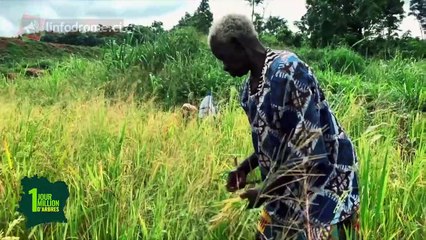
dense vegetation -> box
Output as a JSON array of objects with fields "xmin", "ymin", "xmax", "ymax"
[
  {"xmin": 0, "ymin": 0, "xmax": 425, "ymax": 239},
  {"xmin": 21, "ymin": 0, "xmax": 424, "ymax": 60}
]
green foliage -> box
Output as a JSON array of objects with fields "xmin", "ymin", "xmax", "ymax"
[
  {"xmin": 377, "ymin": 0, "xmax": 405, "ymax": 37},
  {"xmin": 31, "ymin": 0, "xmax": 421, "ymax": 62},
  {"xmin": 263, "ymin": 16, "xmax": 290, "ymax": 36},
  {"xmin": 102, "ymin": 34, "xmax": 144, "ymax": 72},
  {"xmin": 323, "ymin": 47, "xmax": 367, "ymax": 74},
  {"xmin": 194, "ymin": 0, "xmax": 214, "ymax": 34},
  {"xmin": 296, "ymin": 47, "xmax": 366, "ymax": 75},
  {"xmin": 139, "ymin": 27, "xmax": 202, "ymax": 74},
  {"xmin": 155, "ymin": 48, "xmax": 245, "ymax": 108},
  {"xmin": 254, "ymin": 15, "xmax": 303, "ymax": 48},
  {"xmin": 253, "ymin": 13, "xmax": 265, "ymax": 34},
  {"xmin": 121, "ymin": 22, "xmax": 165, "ymax": 45},
  {"xmin": 0, "ymin": 52, "xmax": 425, "ymax": 239},
  {"xmin": 0, "ymin": 38, "xmax": 100, "ymax": 76},
  {"xmin": 296, "ymin": 47, "xmax": 326, "ymax": 66},
  {"xmin": 175, "ymin": 0, "xmax": 213, "ymax": 34},
  {"xmin": 40, "ymin": 31, "xmax": 105, "ymax": 46},
  {"xmin": 259, "ymin": 33, "xmax": 280, "ymax": 48},
  {"xmin": 409, "ymin": 0, "xmax": 426, "ymax": 36},
  {"xmin": 97, "ymin": 29, "xmax": 425, "ymax": 112},
  {"xmin": 1, "ymin": 26, "xmax": 425, "ymax": 239},
  {"xmin": 364, "ymin": 56, "xmax": 426, "ymax": 111},
  {"xmin": 103, "ymin": 27, "xmax": 214, "ymax": 107},
  {"xmin": 176, "ymin": 12, "xmax": 194, "ymax": 29},
  {"xmin": 355, "ymin": 36, "xmax": 426, "ymax": 59},
  {"xmin": 103, "ymin": 27, "xmax": 201, "ymax": 74},
  {"xmin": 0, "ymin": 4, "xmax": 425, "ymax": 238},
  {"xmin": 301, "ymin": 0, "xmax": 406, "ymax": 47}
]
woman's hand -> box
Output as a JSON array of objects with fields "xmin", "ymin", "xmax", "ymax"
[
  {"xmin": 240, "ymin": 188, "xmax": 265, "ymax": 209},
  {"xmin": 226, "ymin": 169, "xmax": 247, "ymax": 192}
]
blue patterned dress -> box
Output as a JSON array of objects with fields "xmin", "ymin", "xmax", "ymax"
[{"xmin": 240, "ymin": 49, "xmax": 360, "ymax": 239}]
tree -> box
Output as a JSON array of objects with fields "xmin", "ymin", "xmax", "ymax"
[
  {"xmin": 193, "ymin": 0, "xmax": 213, "ymax": 34},
  {"xmin": 245, "ymin": 0, "xmax": 264, "ymax": 22},
  {"xmin": 263, "ymin": 16, "xmax": 294, "ymax": 45},
  {"xmin": 264, "ymin": 16, "xmax": 287, "ymax": 35},
  {"xmin": 377, "ymin": 0, "xmax": 405, "ymax": 38},
  {"xmin": 409, "ymin": 0, "xmax": 426, "ymax": 39},
  {"xmin": 294, "ymin": 15, "xmax": 309, "ymax": 37},
  {"xmin": 150, "ymin": 21, "xmax": 164, "ymax": 34},
  {"xmin": 300, "ymin": 0, "xmax": 405, "ymax": 47},
  {"xmin": 301, "ymin": 0, "xmax": 353, "ymax": 47},
  {"xmin": 177, "ymin": 12, "xmax": 195, "ymax": 28},
  {"xmin": 251, "ymin": 15, "xmax": 301, "ymax": 47},
  {"xmin": 175, "ymin": 0, "xmax": 213, "ymax": 34},
  {"xmin": 253, "ymin": 13, "xmax": 265, "ymax": 34}
]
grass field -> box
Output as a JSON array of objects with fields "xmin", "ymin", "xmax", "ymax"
[
  {"xmin": 0, "ymin": 37, "xmax": 100, "ymax": 77},
  {"xmin": 0, "ymin": 35, "xmax": 425, "ymax": 240}
]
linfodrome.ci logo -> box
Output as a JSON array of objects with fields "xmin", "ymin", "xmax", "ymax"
[
  {"xmin": 18, "ymin": 14, "xmax": 125, "ymax": 40},
  {"xmin": 17, "ymin": 175, "xmax": 70, "ymax": 228},
  {"xmin": 18, "ymin": 14, "xmax": 45, "ymax": 40}
]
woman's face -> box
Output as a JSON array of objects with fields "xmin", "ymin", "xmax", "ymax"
[{"xmin": 210, "ymin": 38, "xmax": 251, "ymax": 77}]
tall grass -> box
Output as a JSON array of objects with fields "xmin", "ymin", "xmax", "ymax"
[
  {"xmin": 100, "ymin": 29, "xmax": 425, "ymax": 112},
  {"xmin": 0, "ymin": 32, "xmax": 425, "ymax": 239},
  {"xmin": 0, "ymin": 88, "xmax": 424, "ymax": 239}
]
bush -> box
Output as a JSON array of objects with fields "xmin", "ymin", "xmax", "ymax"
[
  {"xmin": 103, "ymin": 27, "xmax": 237, "ymax": 108},
  {"xmin": 168, "ymin": 26, "xmax": 203, "ymax": 57},
  {"xmin": 259, "ymin": 34, "xmax": 280, "ymax": 48},
  {"xmin": 355, "ymin": 37, "xmax": 426, "ymax": 60},
  {"xmin": 154, "ymin": 48, "xmax": 244, "ymax": 108},
  {"xmin": 364, "ymin": 56, "xmax": 426, "ymax": 111},
  {"xmin": 139, "ymin": 27, "xmax": 202, "ymax": 73},
  {"xmin": 297, "ymin": 47, "xmax": 366, "ymax": 75},
  {"xmin": 103, "ymin": 27, "xmax": 202, "ymax": 73},
  {"xmin": 295, "ymin": 47, "xmax": 326, "ymax": 67},
  {"xmin": 323, "ymin": 47, "xmax": 367, "ymax": 74}
]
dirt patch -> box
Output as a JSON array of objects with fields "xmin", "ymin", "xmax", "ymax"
[
  {"xmin": 0, "ymin": 38, "xmax": 9, "ymax": 50},
  {"xmin": 0, "ymin": 37, "xmax": 78, "ymax": 52},
  {"xmin": 49, "ymin": 42, "xmax": 67, "ymax": 49},
  {"xmin": 0, "ymin": 37, "xmax": 26, "ymax": 48},
  {"xmin": 12, "ymin": 38, "xmax": 26, "ymax": 46},
  {"xmin": 0, "ymin": 37, "xmax": 101, "ymax": 75},
  {"xmin": 6, "ymin": 72, "xmax": 18, "ymax": 80},
  {"xmin": 25, "ymin": 68, "xmax": 45, "ymax": 78}
]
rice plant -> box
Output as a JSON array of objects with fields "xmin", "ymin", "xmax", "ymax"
[{"xmin": 0, "ymin": 36, "xmax": 424, "ymax": 240}]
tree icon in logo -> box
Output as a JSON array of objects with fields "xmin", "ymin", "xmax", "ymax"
[{"xmin": 18, "ymin": 14, "xmax": 45, "ymax": 41}]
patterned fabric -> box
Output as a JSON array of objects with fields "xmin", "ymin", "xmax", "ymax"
[{"xmin": 240, "ymin": 49, "xmax": 360, "ymax": 232}]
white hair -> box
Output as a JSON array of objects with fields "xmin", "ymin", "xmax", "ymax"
[{"xmin": 208, "ymin": 13, "xmax": 258, "ymax": 46}]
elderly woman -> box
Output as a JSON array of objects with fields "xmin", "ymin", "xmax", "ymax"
[{"xmin": 208, "ymin": 14, "xmax": 360, "ymax": 240}]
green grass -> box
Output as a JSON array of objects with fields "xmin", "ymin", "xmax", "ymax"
[
  {"xmin": 0, "ymin": 38, "xmax": 425, "ymax": 239},
  {"xmin": 0, "ymin": 37, "xmax": 101, "ymax": 76}
]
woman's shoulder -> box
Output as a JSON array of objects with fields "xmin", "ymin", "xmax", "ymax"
[{"xmin": 267, "ymin": 49, "xmax": 307, "ymax": 72}]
